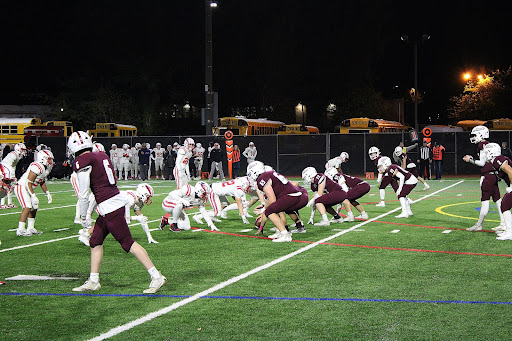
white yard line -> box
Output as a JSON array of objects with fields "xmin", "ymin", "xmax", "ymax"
[{"xmin": 89, "ymin": 180, "xmax": 465, "ymax": 341}]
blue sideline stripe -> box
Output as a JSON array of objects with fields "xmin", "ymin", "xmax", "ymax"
[{"xmin": 1, "ymin": 292, "xmax": 511, "ymax": 305}]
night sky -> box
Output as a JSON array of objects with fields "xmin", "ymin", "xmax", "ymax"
[{"xmin": 1, "ymin": 1, "xmax": 511, "ymax": 125}]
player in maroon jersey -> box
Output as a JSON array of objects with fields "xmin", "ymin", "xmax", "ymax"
[
  {"xmin": 463, "ymin": 126, "xmax": 505, "ymax": 231},
  {"xmin": 484, "ymin": 143, "xmax": 512, "ymax": 240},
  {"xmin": 325, "ymin": 168, "xmax": 370, "ymax": 221},
  {"xmin": 369, "ymin": 146, "xmax": 399, "ymax": 207},
  {"xmin": 67, "ymin": 131, "xmax": 166, "ymax": 294},
  {"xmin": 248, "ymin": 162, "xmax": 307, "ymax": 242},
  {"xmin": 302, "ymin": 167, "xmax": 347, "ymax": 226},
  {"xmin": 393, "ymin": 146, "xmax": 430, "ymax": 190},
  {"xmin": 377, "ymin": 157, "xmax": 417, "ymax": 218}
]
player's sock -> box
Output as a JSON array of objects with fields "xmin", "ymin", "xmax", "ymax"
[
  {"xmin": 27, "ymin": 217, "xmax": 35, "ymax": 230},
  {"xmin": 147, "ymin": 267, "xmax": 161, "ymax": 279},
  {"xmin": 90, "ymin": 273, "xmax": 99, "ymax": 283}
]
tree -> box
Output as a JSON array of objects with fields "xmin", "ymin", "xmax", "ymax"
[{"xmin": 448, "ymin": 67, "xmax": 512, "ymax": 121}]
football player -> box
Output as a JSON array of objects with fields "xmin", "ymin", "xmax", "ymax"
[
  {"xmin": 368, "ymin": 146, "xmax": 399, "ymax": 207},
  {"xmin": 193, "ymin": 143, "xmax": 205, "ymax": 180},
  {"xmin": 484, "ymin": 143, "xmax": 512, "ymax": 240},
  {"xmin": 173, "ymin": 138, "xmax": 195, "ymax": 189},
  {"xmin": 377, "ymin": 156, "xmax": 417, "ymax": 218},
  {"xmin": 152, "ymin": 142, "xmax": 165, "ymax": 180},
  {"xmin": 208, "ymin": 177, "xmax": 252, "ymax": 224},
  {"xmin": 160, "ymin": 181, "xmax": 219, "ymax": 232},
  {"xmin": 242, "ymin": 142, "xmax": 258, "ymax": 164},
  {"xmin": 463, "ymin": 125, "xmax": 504, "ymax": 231},
  {"xmin": 302, "ymin": 167, "xmax": 346, "ymax": 226},
  {"xmin": 109, "ymin": 144, "xmax": 120, "ymax": 179},
  {"xmin": 68, "ymin": 131, "xmax": 166, "ymax": 294},
  {"xmin": 325, "ymin": 168, "xmax": 370, "ymax": 221},
  {"xmin": 0, "ymin": 142, "xmax": 27, "ymax": 209},
  {"xmin": 131, "ymin": 143, "xmax": 141, "ymax": 179},
  {"xmin": 248, "ymin": 162, "xmax": 308, "ymax": 242},
  {"xmin": 119, "ymin": 144, "xmax": 132, "ymax": 180},
  {"xmin": 394, "ymin": 146, "xmax": 429, "ymax": 190},
  {"xmin": 14, "ymin": 149, "xmax": 54, "ymax": 236}
]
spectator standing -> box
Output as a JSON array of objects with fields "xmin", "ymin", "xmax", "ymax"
[
  {"xmin": 432, "ymin": 142, "xmax": 445, "ymax": 180},
  {"xmin": 138, "ymin": 144, "xmax": 151, "ymax": 181},
  {"xmin": 208, "ymin": 142, "xmax": 225, "ymax": 181},
  {"xmin": 502, "ymin": 142, "xmax": 512, "ymax": 159},
  {"xmin": 232, "ymin": 145, "xmax": 241, "ymax": 178},
  {"xmin": 163, "ymin": 145, "xmax": 176, "ymax": 180},
  {"xmin": 417, "ymin": 140, "xmax": 432, "ymax": 180}
]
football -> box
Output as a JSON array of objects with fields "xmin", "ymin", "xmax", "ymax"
[{"xmin": 254, "ymin": 215, "xmax": 262, "ymax": 229}]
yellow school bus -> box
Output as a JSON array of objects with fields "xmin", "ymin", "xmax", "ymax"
[
  {"xmin": 88, "ymin": 123, "xmax": 137, "ymax": 137},
  {"xmin": 278, "ymin": 124, "xmax": 320, "ymax": 135},
  {"xmin": 339, "ymin": 117, "xmax": 411, "ymax": 133},
  {"xmin": 213, "ymin": 116, "xmax": 285, "ymax": 136},
  {"xmin": 0, "ymin": 117, "xmax": 42, "ymax": 144}
]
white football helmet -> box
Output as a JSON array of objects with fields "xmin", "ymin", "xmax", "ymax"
[
  {"xmin": 185, "ymin": 138, "xmax": 195, "ymax": 150},
  {"xmin": 122, "ymin": 144, "xmax": 130, "ymax": 150},
  {"xmin": 470, "ymin": 126, "xmax": 489, "ymax": 144},
  {"xmin": 302, "ymin": 167, "xmax": 317, "ymax": 185},
  {"xmin": 249, "ymin": 142, "xmax": 255, "ymax": 147},
  {"xmin": 173, "ymin": 142, "xmax": 179, "ymax": 147},
  {"xmin": 237, "ymin": 176, "xmax": 253, "ymax": 193},
  {"xmin": 377, "ymin": 156, "xmax": 392, "ymax": 173},
  {"xmin": 247, "ymin": 161, "xmax": 265, "ymax": 181},
  {"xmin": 68, "ymin": 131, "xmax": 93, "ymax": 155},
  {"xmin": 484, "ymin": 142, "xmax": 501, "ymax": 163},
  {"xmin": 37, "ymin": 149, "xmax": 55, "ymax": 168},
  {"xmin": 156, "ymin": 142, "xmax": 162, "ymax": 148},
  {"xmin": 135, "ymin": 142, "xmax": 142, "ymax": 149},
  {"xmin": 196, "ymin": 143, "xmax": 202, "ymax": 148},
  {"xmin": 264, "ymin": 165, "xmax": 274, "ymax": 172},
  {"xmin": 146, "ymin": 143, "xmax": 151, "ymax": 149},
  {"xmin": 36, "ymin": 144, "xmax": 48, "ymax": 152},
  {"xmin": 92, "ymin": 142, "xmax": 105, "ymax": 152},
  {"xmin": 195, "ymin": 181, "xmax": 211, "ymax": 200},
  {"xmin": 340, "ymin": 151, "xmax": 349, "ymax": 163},
  {"xmin": 368, "ymin": 146, "xmax": 380, "ymax": 160},
  {"xmin": 14, "ymin": 143, "xmax": 27, "ymax": 156},
  {"xmin": 136, "ymin": 183, "xmax": 154, "ymax": 205},
  {"xmin": 394, "ymin": 146, "xmax": 403, "ymax": 157},
  {"xmin": 324, "ymin": 167, "xmax": 338, "ymax": 180},
  {"xmin": 111, "ymin": 144, "xmax": 117, "ymax": 149}
]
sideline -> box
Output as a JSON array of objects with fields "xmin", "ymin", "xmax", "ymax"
[{"xmin": 88, "ymin": 180, "xmax": 464, "ymax": 340}]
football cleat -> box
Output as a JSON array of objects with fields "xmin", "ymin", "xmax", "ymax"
[
  {"xmin": 395, "ymin": 212, "xmax": 409, "ymax": 218},
  {"xmin": 466, "ymin": 223, "xmax": 483, "ymax": 231},
  {"xmin": 268, "ymin": 231, "xmax": 281, "ymax": 239},
  {"xmin": 78, "ymin": 229, "xmax": 91, "ymax": 246},
  {"xmin": 72, "ymin": 279, "xmax": 101, "ymax": 292},
  {"xmin": 356, "ymin": 213, "xmax": 369, "ymax": 220},
  {"xmin": 330, "ymin": 217, "xmax": 344, "ymax": 223},
  {"xmin": 272, "ymin": 231, "xmax": 292, "ymax": 243},
  {"xmin": 16, "ymin": 228, "xmax": 27, "ymax": 236},
  {"xmin": 291, "ymin": 227, "xmax": 306, "ymax": 234},
  {"xmin": 26, "ymin": 228, "xmax": 42, "ymax": 235},
  {"xmin": 143, "ymin": 273, "xmax": 167, "ymax": 294},
  {"xmin": 376, "ymin": 202, "xmax": 385, "ymax": 207},
  {"xmin": 423, "ymin": 184, "xmax": 430, "ymax": 190},
  {"xmin": 159, "ymin": 216, "xmax": 169, "ymax": 230},
  {"xmin": 343, "ymin": 215, "xmax": 355, "ymax": 222},
  {"xmin": 314, "ymin": 220, "xmax": 330, "ymax": 226},
  {"xmin": 169, "ymin": 223, "xmax": 181, "ymax": 232},
  {"xmin": 492, "ymin": 223, "xmax": 506, "ymax": 231},
  {"xmin": 496, "ymin": 233, "xmax": 512, "ymax": 241}
]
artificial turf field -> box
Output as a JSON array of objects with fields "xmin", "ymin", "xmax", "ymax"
[{"xmin": 2, "ymin": 176, "xmax": 512, "ymax": 340}]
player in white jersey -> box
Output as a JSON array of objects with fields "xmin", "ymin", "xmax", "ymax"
[
  {"xmin": 193, "ymin": 143, "xmax": 205, "ymax": 180},
  {"xmin": 173, "ymin": 138, "xmax": 195, "ymax": 189},
  {"xmin": 1, "ymin": 143, "xmax": 27, "ymax": 208},
  {"xmin": 152, "ymin": 142, "xmax": 165, "ymax": 179},
  {"xmin": 242, "ymin": 142, "xmax": 257, "ymax": 164},
  {"xmin": 132, "ymin": 143, "xmax": 141, "ymax": 179},
  {"xmin": 160, "ymin": 181, "xmax": 218, "ymax": 232},
  {"xmin": 208, "ymin": 177, "xmax": 252, "ymax": 224},
  {"xmin": 0, "ymin": 164, "xmax": 15, "ymax": 246},
  {"xmin": 119, "ymin": 144, "xmax": 132, "ymax": 180},
  {"xmin": 14, "ymin": 150, "xmax": 54, "ymax": 236},
  {"xmin": 109, "ymin": 144, "xmax": 120, "ymax": 179}
]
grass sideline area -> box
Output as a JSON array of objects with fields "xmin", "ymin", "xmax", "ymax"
[{"xmin": 1, "ymin": 176, "xmax": 511, "ymax": 340}]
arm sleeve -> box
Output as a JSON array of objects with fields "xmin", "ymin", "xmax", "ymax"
[
  {"xmin": 395, "ymin": 171, "xmax": 405, "ymax": 195},
  {"xmin": 474, "ymin": 150, "xmax": 487, "ymax": 167},
  {"xmin": 76, "ymin": 166, "xmax": 92, "ymax": 219}
]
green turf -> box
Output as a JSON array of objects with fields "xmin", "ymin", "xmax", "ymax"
[{"xmin": 2, "ymin": 177, "xmax": 512, "ymax": 340}]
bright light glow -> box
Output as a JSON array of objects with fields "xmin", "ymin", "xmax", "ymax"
[
  {"xmin": 210, "ymin": 2, "xmax": 218, "ymax": 7},
  {"xmin": 464, "ymin": 73, "xmax": 471, "ymax": 80},
  {"xmin": 477, "ymin": 74, "xmax": 483, "ymax": 80}
]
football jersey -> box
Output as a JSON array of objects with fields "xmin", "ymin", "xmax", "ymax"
[
  {"xmin": 124, "ymin": 190, "xmax": 145, "ymax": 212},
  {"xmin": 478, "ymin": 141, "xmax": 495, "ymax": 175},
  {"xmin": 73, "ymin": 151, "xmax": 120, "ymax": 204},
  {"xmin": 119, "ymin": 149, "xmax": 132, "ymax": 162},
  {"xmin": 387, "ymin": 164, "xmax": 413, "ymax": 182},
  {"xmin": 211, "ymin": 179, "xmax": 245, "ymax": 198},
  {"xmin": 194, "ymin": 147, "xmax": 205, "ymax": 159},
  {"xmin": 256, "ymin": 171, "xmax": 300, "ymax": 198},
  {"xmin": 492, "ymin": 155, "xmax": 512, "ymax": 186},
  {"xmin": 243, "ymin": 147, "xmax": 257, "ymax": 159},
  {"xmin": 325, "ymin": 157, "xmax": 342, "ymax": 170},
  {"xmin": 175, "ymin": 147, "xmax": 192, "ymax": 171},
  {"xmin": 164, "ymin": 184, "xmax": 207, "ymax": 206},
  {"xmin": 1, "ymin": 150, "xmax": 23, "ymax": 172},
  {"xmin": 110, "ymin": 148, "xmax": 120, "ymax": 162},
  {"xmin": 18, "ymin": 162, "xmax": 50, "ymax": 188},
  {"xmin": 310, "ymin": 173, "xmax": 342, "ymax": 193},
  {"xmin": 334, "ymin": 173, "xmax": 366, "ymax": 188},
  {"xmin": 153, "ymin": 147, "xmax": 165, "ymax": 159}
]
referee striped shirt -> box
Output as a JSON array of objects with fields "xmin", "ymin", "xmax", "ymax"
[{"xmin": 420, "ymin": 146, "xmax": 430, "ymax": 160}]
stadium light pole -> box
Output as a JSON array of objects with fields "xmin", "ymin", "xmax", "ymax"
[
  {"xmin": 205, "ymin": 1, "xmax": 217, "ymax": 135},
  {"xmin": 401, "ymin": 34, "xmax": 429, "ymax": 132}
]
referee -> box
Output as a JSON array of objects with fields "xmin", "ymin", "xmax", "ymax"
[{"xmin": 417, "ymin": 140, "xmax": 432, "ymax": 180}]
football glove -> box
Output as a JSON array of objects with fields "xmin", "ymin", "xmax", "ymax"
[
  {"xmin": 31, "ymin": 194, "xmax": 39, "ymax": 210},
  {"xmin": 46, "ymin": 191, "xmax": 52, "ymax": 204}
]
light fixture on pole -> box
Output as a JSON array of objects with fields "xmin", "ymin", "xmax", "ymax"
[{"xmin": 205, "ymin": 1, "xmax": 218, "ymax": 135}]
